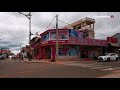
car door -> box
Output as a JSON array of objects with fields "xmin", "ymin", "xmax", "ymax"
[
  {"xmin": 110, "ymin": 54, "xmax": 115, "ymax": 60},
  {"xmin": 110, "ymin": 54, "xmax": 116, "ymax": 60}
]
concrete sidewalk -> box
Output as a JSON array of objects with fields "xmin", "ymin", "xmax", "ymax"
[
  {"xmin": 24, "ymin": 59, "xmax": 50, "ymax": 63},
  {"xmin": 23, "ymin": 58, "xmax": 96, "ymax": 64}
]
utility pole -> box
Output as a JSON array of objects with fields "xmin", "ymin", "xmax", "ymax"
[
  {"xmin": 55, "ymin": 14, "xmax": 58, "ymax": 61},
  {"xmin": 29, "ymin": 12, "xmax": 32, "ymax": 44},
  {"xmin": 19, "ymin": 12, "xmax": 32, "ymax": 44}
]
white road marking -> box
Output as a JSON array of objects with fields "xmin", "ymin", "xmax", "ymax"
[
  {"xmin": 90, "ymin": 66, "xmax": 112, "ymax": 69},
  {"xmin": 63, "ymin": 62, "xmax": 120, "ymax": 71}
]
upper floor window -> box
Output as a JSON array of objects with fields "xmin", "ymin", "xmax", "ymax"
[
  {"xmin": 41, "ymin": 33, "xmax": 49, "ymax": 42},
  {"xmin": 50, "ymin": 31, "xmax": 68, "ymax": 40}
]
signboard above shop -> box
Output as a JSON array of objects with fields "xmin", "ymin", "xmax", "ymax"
[
  {"xmin": 107, "ymin": 37, "xmax": 118, "ymax": 43},
  {"xmin": 41, "ymin": 37, "xmax": 107, "ymax": 46}
]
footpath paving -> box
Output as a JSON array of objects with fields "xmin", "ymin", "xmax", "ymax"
[{"xmin": 24, "ymin": 58, "xmax": 96, "ymax": 64}]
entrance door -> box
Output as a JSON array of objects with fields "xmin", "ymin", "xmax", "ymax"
[
  {"xmin": 81, "ymin": 50, "xmax": 88, "ymax": 58},
  {"xmin": 46, "ymin": 47, "xmax": 51, "ymax": 59}
]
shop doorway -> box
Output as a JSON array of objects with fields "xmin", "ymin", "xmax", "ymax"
[
  {"xmin": 81, "ymin": 50, "xmax": 89, "ymax": 58},
  {"xmin": 46, "ymin": 47, "xmax": 51, "ymax": 59}
]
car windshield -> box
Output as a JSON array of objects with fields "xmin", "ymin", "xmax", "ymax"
[{"xmin": 105, "ymin": 53, "xmax": 111, "ymax": 56}]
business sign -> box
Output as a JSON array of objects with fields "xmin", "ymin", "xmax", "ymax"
[
  {"xmin": 41, "ymin": 38, "xmax": 107, "ymax": 46},
  {"xmin": 107, "ymin": 37, "xmax": 117, "ymax": 43},
  {"xmin": 41, "ymin": 40, "xmax": 68, "ymax": 46},
  {"xmin": 68, "ymin": 37, "xmax": 107, "ymax": 46},
  {"xmin": 59, "ymin": 48, "xmax": 69, "ymax": 56}
]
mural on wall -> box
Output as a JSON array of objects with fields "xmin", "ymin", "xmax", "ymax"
[
  {"xmin": 69, "ymin": 48, "xmax": 77, "ymax": 56},
  {"xmin": 41, "ymin": 33, "xmax": 49, "ymax": 42},
  {"xmin": 58, "ymin": 46, "xmax": 78, "ymax": 56},
  {"xmin": 58, "ymin": 48, "xmax": 69, "ymax": 56},
  {"xmin": 50, "ymin": 31, "xmax": 68, "ymax": 40},
  {"xmin": 69, "ymin": 29, "xmax": 78, "ymax": 37},
  {"xmin": 58, "ymin": 31, "xmax": 68, "ymax": 39},
  {"xmin": 69, "ymin": 29, "xmax": 88, "ymax": 38},
  {"xmin": 78, "ymin": 31, "xmax": 84, "ymax": 38}
]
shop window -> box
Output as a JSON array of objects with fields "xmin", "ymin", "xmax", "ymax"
[
  {"xmin": 50, "ymin": 31, "xmax": 68, "ymax": 40},
  {"xmin": 50, "ymin": 32, "xmax": 56, "ymax": 39},
  {"xmin": 41, "ymin": 33, "xmax": 49, "ymax": 41}
]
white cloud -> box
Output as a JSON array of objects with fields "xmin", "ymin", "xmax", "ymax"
[{"xmin": 0, "ymin": 12, "xmax": 120, "ymax": 53}]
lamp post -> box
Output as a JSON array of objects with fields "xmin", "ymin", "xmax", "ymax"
[{"xmin": 19, "ymin": 12, "xmax": 32, "ymax": 44}]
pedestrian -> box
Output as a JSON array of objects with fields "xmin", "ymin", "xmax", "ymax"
[
  {"xmin": 20, "ymin": 52, "xmax": 24, "ymax": 60},
  {"xmin": 26, "ymin": 46, "xmax": 32, "ymax": 61}
]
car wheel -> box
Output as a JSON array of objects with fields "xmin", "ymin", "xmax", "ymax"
[
  {"xmin": 116, "ymin": 57, "xmax": 118, "ymax": 61},
  {"xmin": 107, "ymin": 58, "xmax": 110, "ymax": 61}
]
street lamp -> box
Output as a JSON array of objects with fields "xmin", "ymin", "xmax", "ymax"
[{"xmin": 19, "ymin": 12, "xmax": 32, "ymax": 44}]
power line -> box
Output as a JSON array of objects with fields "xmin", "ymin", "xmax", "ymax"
[
  {"xmin": 37, "ymin": 15, "xmax": 56, "ymax": 33},
  {"xmin": 58, "ymin": 19, "xmax": 112, "ymax": 37},
  {"xmin": 46, "ymin": 16, "xmax": 56, "ymax": 29},
  {"xmin": 58, "ymin": 20, "xmax": 74, "ymax": 27}
]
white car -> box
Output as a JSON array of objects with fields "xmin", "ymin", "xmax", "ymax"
[{"xmin": 98, "ymin": 53, "xmax": 119, "ymax": 62}]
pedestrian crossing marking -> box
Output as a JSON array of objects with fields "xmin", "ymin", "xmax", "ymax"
[
  {"xmin": 101, "ymin": 67, "xmax": 120, "ymax": 71},
  {"xmin": 90, "ymin": 66, "xmax": 112, "ymax": 69},
  {"xmin": 62, "ymin": 62, "xmax": 120, "ymax": 71}
]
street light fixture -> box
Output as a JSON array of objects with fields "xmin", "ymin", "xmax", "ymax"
[{"xmin": 19, "ymin": 12, "xmax": 32, "ymax": 44}]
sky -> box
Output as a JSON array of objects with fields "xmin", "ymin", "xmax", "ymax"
[{"xmin": 0, "ymin": 12, "xmax": 119, "ymax": 54}]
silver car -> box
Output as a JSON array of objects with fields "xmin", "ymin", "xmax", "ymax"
[
  {"xmin": 0, "ymin": 54, "xmax": 6, "ymax": 59},
  {"xmin": 98, "ymin": 53, "xmax": 119, "ymax": 62}
]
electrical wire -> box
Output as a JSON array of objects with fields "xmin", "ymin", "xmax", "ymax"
[
  {"xmin": 58, "ymin": 19, "xmax": 111, "ymax": 37},
  {"xmin": 45, "ymin": 16, "xmax": 56, "ymax": 30},
  {"xmin": 37, "ymin": 15, "xmax": 56, "ymax": 33},
  {"xmin": 58, "ymin": 20, "xmax": 74, "ymax": 27}
]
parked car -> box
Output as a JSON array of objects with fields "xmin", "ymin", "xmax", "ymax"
[
  {"xmin": 0, "ymin": 54, "xmax": 6, "ymax": 60},
  {"xmin": 98, "ymin": 53, "xmax": 119, "ymax": 62},
  {"xmin": 8, "ymin": 55, "xmax": 17, "ymax": 60}
]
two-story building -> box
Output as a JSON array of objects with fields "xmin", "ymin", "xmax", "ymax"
[{"xmin": 30, "ymin": 17, "xmax": 119, "ymax": 61}]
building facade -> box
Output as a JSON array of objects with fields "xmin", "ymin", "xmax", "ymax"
[
  {"xmin": 30, "ymin": 17, "xmax": 119, "ymax": 61},
  {"xmin": 40, "ymin": 28, "xmax": 107, "ymax": 61}
]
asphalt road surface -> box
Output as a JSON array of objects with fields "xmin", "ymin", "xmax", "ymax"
[{"xmin": 0, "ymin": 59, "xmax": 120, "ymax": 78}]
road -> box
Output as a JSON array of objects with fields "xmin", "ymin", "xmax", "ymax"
[{"xmin": 0, "ymin": 59, "xmax": 120, "ymax": 78}]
